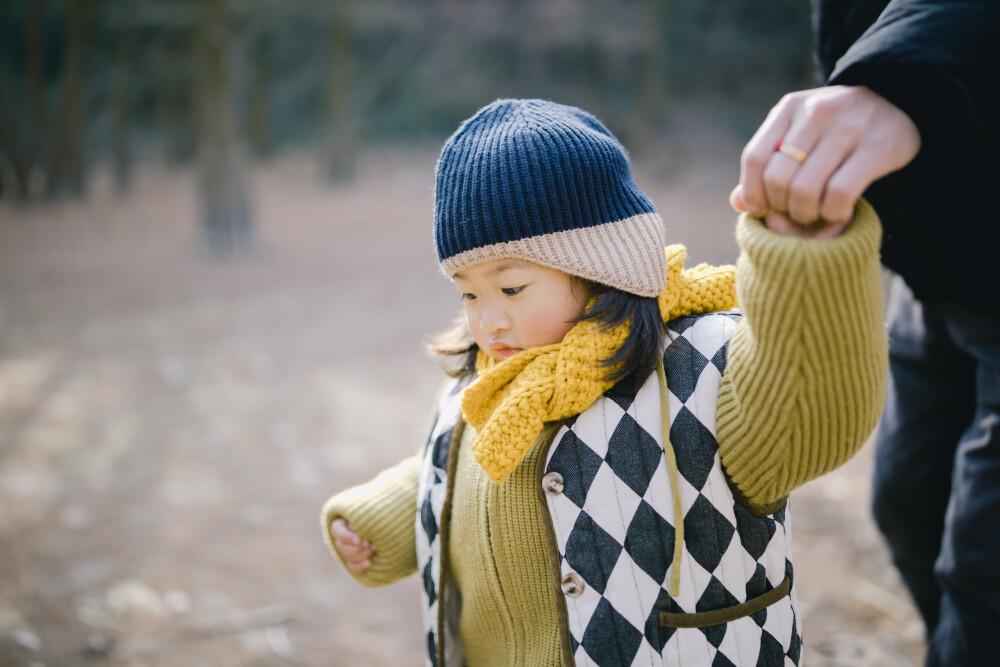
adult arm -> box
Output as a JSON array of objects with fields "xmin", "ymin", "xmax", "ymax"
[
  {"xmin": 828, "ymin": 0, "xmax": 999, "ymax": 159},
  {"xmin": 716, "ymin": 201, "xmax": 887, "ymax": 510},
  {"xmin": 732, "ymin": 0, "xmax": 999, "ymax": 230}
]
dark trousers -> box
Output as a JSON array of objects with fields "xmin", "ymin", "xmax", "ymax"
[{"xmin": 872, "ymin": 275, "xmax": 1000, "ymax": 666}]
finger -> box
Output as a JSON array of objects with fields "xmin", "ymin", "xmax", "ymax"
[
  {"xmin": 819, "ymin": 148, "xmax": 883, "ymax": 225},
  {"xmin": 347, "ymin": 558, "xmax": 372, "ymax": 573},
  {"xmin": 333, "ymin": 539, "xmax": 365, "ymax": 558},
  {"xmin": 765, "ymin": 210, "xmax": 847, "ymax": 239},
  {"xmin": 763, "ymin": 111, "xmax": 828, "ymax": 217},
  {"xmin": 809, "ymin": 217, "xmax": 852, "ymax": 240},
  {"xmin": 739, "ymin": 98, "xmax": 796, "ymax": 216},
  {"xmin": 786, "ymin": 128, "xmax": 858, "ymax": 224},
  {"xmin": 330, "ymin": 519, "xmax": 361, "ymax": 545},
  {"xmin": 762, "ymin": 211, "xmax": 807, "ymax": 237},
  {"xmin": 762, "ymin": 152, "xmax": 800, "ymax": 215},
  {"xmin": 729, "ymin": 185, "xmax": 747, "ymax": 214},
  {"xmin": 335, "ymin": 537, "xmax": 376, "ymax": 555},
  {"xmin": 336, "ymin": 546, "xmax": 376, "ymax": 571},
  {"xmin": 332, "ymin": 529, "xmax": 374, "ymax": 557},
  {"xmin": 818, "ymin": 114, "xmax": 920, "ymax": 225}
]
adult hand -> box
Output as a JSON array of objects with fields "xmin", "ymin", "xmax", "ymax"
[
  {"xmin": 730, "ymin": 85, "xmax": 920, "ymax": 238},
  {"xmin": 330, "ymin": 518, "xmax": 376, "ymax": 573}
]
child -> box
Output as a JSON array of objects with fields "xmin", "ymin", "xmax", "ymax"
[{"xmin": 323, "ymin": 99, "xmax": 886, "ymax": 667}]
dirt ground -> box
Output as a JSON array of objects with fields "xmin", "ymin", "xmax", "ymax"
[{"xmin": 0, "ymin": 124, "xmax": 924, "ymax": 666}]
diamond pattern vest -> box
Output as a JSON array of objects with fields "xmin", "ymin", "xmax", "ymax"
[{"xmin": 415, "ymin": 310, "xmax": 802, "ymax": 666}]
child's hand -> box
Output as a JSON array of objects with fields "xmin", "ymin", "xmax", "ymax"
[{"xmin": 330, "ymin": 518, "xmax": 376, "ymax": 573}]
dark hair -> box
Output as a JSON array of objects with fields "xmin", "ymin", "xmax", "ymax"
[
  {"xmin": 428, "ymin": 280, "xmax": 667, "ymax": 387},
  {"xmin": 427, "ymin": 313, "xmax": 479, "ymax": 378},
  {"xmin": 574, "ymin": 283, "xmax": 668, "ymax": 390}
]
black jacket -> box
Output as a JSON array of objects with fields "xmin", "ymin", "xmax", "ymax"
[{"xmin": 813, "ymin": 0, "xmax": 1000, "ymax": 310}]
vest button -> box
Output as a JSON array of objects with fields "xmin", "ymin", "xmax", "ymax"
[
  {"xmin": 542, "ymin": 471, "xmax": 565, "ymax": 496},
  {"xmin": 561, "ymin": 573, "xmax": 585, "ymax": 597}
]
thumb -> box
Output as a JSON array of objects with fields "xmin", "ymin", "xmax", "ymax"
[{"xmin": 729, "ymin": 185, "xmax": 748, "ymax": 214}]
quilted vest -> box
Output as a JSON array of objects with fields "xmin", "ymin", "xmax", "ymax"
[{"xmin": 415, "ymin": 310, "xmax": 802, "ymax": 667}]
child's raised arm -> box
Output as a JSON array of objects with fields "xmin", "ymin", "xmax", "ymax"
[{"xmin": 715, "ymin": 200, "xmax": 887, "ymax": 511}]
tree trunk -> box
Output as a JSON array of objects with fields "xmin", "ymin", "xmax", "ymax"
[
  {"xmin": 46, "ymin": 0, "xmax": 90, "ymax": 199},
  {"xmin": 151, "ymin": 29, "xmax": 196, "ymax": 164},
  {"xmin": 111, "ymin": 0, "xmax": 136, "ymax": 193},
  {"xmin": 249, "ymin": 9, "xmax": 271, "ymax": 159},
  {"xmin": 198, "ymin": 0, "xmax": 253, "ymax": 254},
  {"xmin": 326, "ymin": 0, "xmax": 355, "ymax": 184},
  {"xmin": 25, "ymin": 0, "xmax": 45, "ymax": 185},
  {"xmin": 637, "ymin": 0, "xmax": 667, "ymax": 135},
  {"xmin": 0, "ymin": 70, "xmax": 30, "ymax": 203}
]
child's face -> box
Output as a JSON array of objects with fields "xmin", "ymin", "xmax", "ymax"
[{"xmin": 452, "ymin": 259, "xmax": 589, "ymax": 361}]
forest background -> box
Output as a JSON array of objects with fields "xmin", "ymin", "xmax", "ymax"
[{"xmin": 0, "ymin": 1, "xmax": 924, "ymax": 666}]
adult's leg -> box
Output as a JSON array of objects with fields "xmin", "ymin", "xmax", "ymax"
[
  {"xmin": 871, "ymin": 276, "xmax": 975, "ymax": 632},
  {"xmin": 925, "ymin": 304, "xmax": 1000, "ymax": 666}
]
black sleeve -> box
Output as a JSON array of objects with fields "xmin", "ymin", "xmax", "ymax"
[
  {"xmin": 816, "ymin": 0, "xmax": 1000, "ymax": 309},
  {"xmin": 826, "ymin": 0, "xmax": 1000, "ymax": 163},
  {"xmin": 811, "ymin": 0, "xmax": 889, "ymax": 83}
]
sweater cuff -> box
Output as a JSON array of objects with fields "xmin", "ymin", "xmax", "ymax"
[
  {"xmin": 321, "ymin": 455, "xmax": 421, "ymax": 587},
  {"xmin": 734, "ymin": 198, "xmax": 882, "ymax": 278}
]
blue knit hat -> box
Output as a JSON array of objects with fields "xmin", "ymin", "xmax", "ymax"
[{"xmin": 434, "ymin": 99, "xmax": 667, "ymax": 297}]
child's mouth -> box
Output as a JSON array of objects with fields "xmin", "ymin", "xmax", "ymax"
[{"xmin": 490, "ymin": 342, "xmax": 520, "ymax": 359}]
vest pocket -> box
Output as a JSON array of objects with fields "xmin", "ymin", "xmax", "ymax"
[
  {"xmin": 658, "ymin": 574, "xmax": 791, "ymax": 629},
  {"xmin": 653, "ymin": 577, "xmax": 799, "ymax": 666}
]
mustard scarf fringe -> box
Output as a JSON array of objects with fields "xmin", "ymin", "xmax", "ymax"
[{"xmin": 461, "ymin": 245, "xmax": 738, "ymax": 483}]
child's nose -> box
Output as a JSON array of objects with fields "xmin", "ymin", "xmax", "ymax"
[{"xmin": 481, "ymin": 306, "xmax": 510, "ymax": 333}]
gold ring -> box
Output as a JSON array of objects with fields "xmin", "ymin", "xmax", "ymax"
[{"xmin": 776, "ymin": 140, "xmax": 808, "ymax": 164}]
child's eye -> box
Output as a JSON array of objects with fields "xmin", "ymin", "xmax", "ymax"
[
  {"xmin": 461, "ymin": 293, "xmax": 477, "ymax": 301},
  {"xmin": 501, "ymin": 286, "xmax": 524, "ymax": 297}
]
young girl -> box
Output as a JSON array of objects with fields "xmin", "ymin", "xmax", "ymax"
[{"xmin": 323, "ymin": 99, "xmax": 886, "ymax": 667}]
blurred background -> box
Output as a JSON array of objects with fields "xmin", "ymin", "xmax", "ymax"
[{"xmin": 0, "ymin": 1, "xmax": 923, "ymax": 665}]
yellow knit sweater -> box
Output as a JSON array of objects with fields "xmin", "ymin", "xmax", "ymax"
[{"xmin": 322, "ymin": 206, "xmax": 887, "ymax": 665}]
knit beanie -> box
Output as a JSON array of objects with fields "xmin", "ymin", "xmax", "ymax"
[{"xmin": 434, "ymin": 99, "xmax": 667, "ymax": 297}]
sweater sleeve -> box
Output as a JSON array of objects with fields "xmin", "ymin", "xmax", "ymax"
[
  {"xmin": 321, "ymin": 454, "xmax": 421, "ymax": 587},
  {"xmin": 716, "ymin": 199, "xmax": 887, "ymax": 510}
]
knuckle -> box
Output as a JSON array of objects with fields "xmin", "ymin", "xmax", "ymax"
[
  {"xmin": 822, "ymin": 189, "xmax": 854, "ymax": 221},
  {"xmin": 825, "ymin": 180, "xmax": 856, "ymax": 206},
  {"xmin": 803, "ymin": 97, "xmax": 835, "ymax": 124},
  {"xmin": 778, "ymin": 91, "xmax": 802, "ymax": 110},
  {"xmin": 767, "ymin": 90, "xmax": 805, "ymax": 121},
  {"xmin": 835, "ymin": 116, "xmax": 865, "ymax": 143},
  {"xmin": 742, "ymin": 148, "xmax": 767, "ymax": 171},
  {"xmin": 742, "ymin": 191, "xmax": 765, "ymax": 212},
  {"xmin": 788, "ymin": 183, "xmax": 818, "ymax": 213},
  {"xmin": 788, "ymin": 181, "xmax": 813, "ymax": 203},
  {"xmin": 763, "ymin": 169, "xmax": 788, "ymax": 197}
]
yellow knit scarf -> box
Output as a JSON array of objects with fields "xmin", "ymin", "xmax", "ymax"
[{"xmin": 461, "ymin": 245, "xmax": 738, "ymax": 483}]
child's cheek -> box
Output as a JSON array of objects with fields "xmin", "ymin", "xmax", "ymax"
[{"xmin": 524, "ymin": 305, "xmax": 575, "ymax": 347}]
